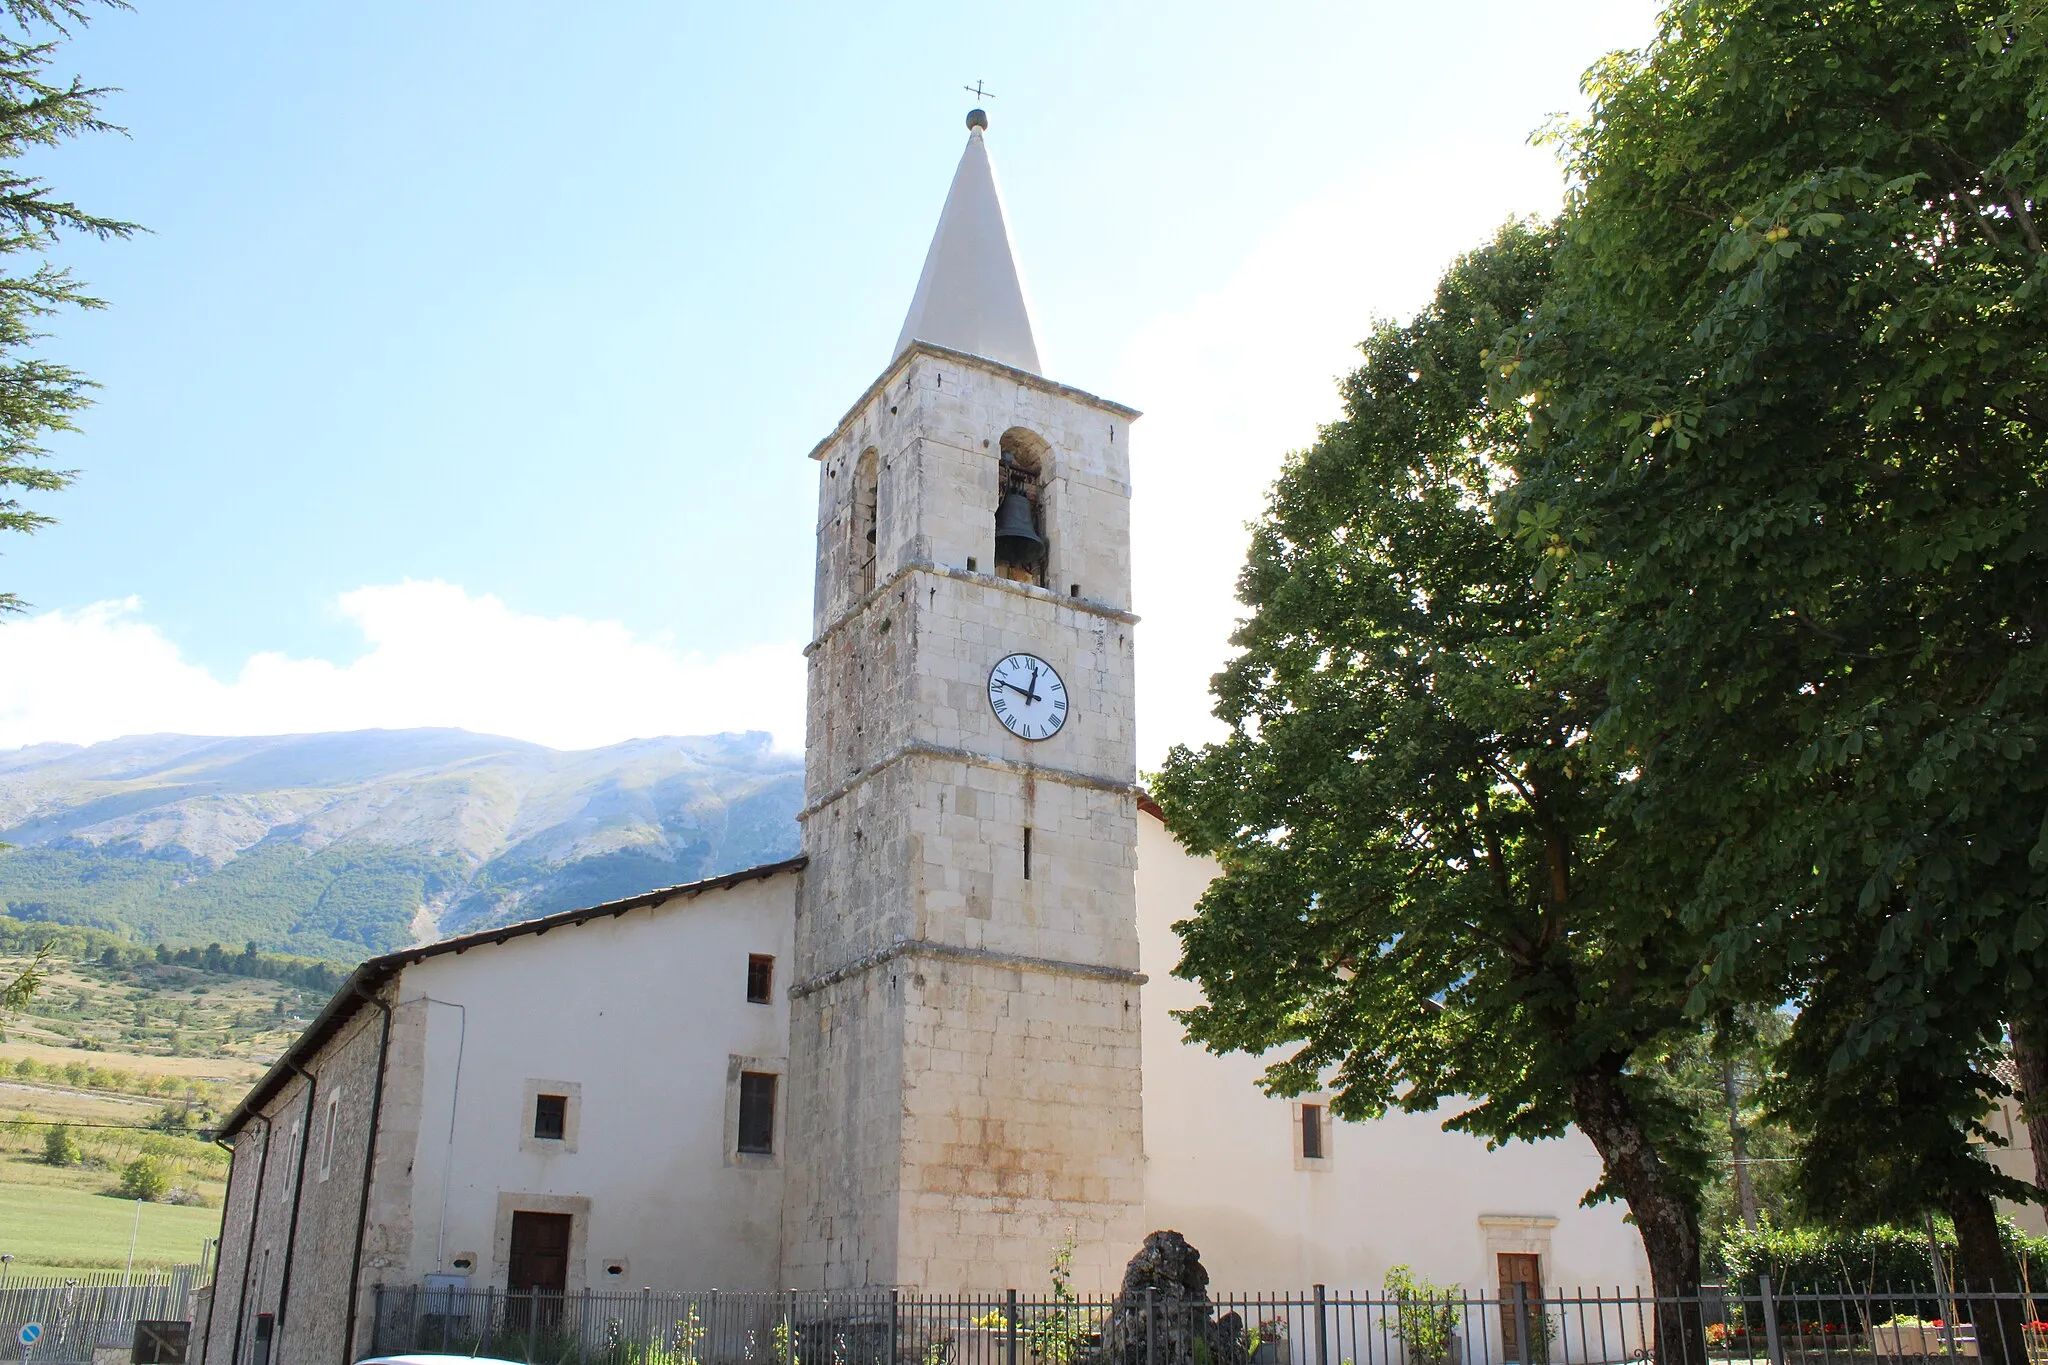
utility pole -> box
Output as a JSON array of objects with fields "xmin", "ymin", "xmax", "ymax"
[
  {"xmin": 1724, "ymin": 1058, "xmax": 1760, "ymax": 1228},
  {"xmin": 124, "ymin": 1199, "xmax": 141, "ymax": 1285}
]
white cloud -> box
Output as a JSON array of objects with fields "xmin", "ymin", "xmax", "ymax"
[
  {"xmin": 1120, "ymin": 143, "xmax": 1570, "ymax": 771},
  {"xmin": 0, "ymin": 580, "xmax": 806, "ymax": 753},
  {"xmin": 2, "ymin": 154, "xmax": 1568, "ymax": 769}
]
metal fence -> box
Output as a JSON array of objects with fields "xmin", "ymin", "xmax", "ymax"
[
  {"xmin": 364, "ymin": 1281, "xmax": 2048, "ymax": 1365},
  {"xmin": 0, "ymin": 1265, "xmax": 201, "ymax": 1363}
]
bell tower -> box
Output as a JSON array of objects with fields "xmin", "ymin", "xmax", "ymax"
[{"xmin": 783, "ymin": 109, "xmax": 1146, "ymax": 1291}]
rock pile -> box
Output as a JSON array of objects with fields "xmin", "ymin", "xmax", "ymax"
[{"xmin": 1091, "ymin": 1231, "xmax": 1251, "ymax": 1365}]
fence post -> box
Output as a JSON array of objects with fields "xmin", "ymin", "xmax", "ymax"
[
  {"xmin": 1314, "ymin": 1286, "xmax": 1329, "ymax": 1365},
  {"xmin": 1513, "ymin": 1284, "xmax": 1530, "ymax": 1365},
  {"xmin": 785, "ymin": 1287, "xmax": 797, "ymax": 1365},
  {"xmin": 889, "ymin": 1287, "xmax": 901, "ymax": 1365},
  {"xmin": 1008, "ymin": 1290, "xmax": 1020, "ymax": 1365},
  {"xmin": 578, "ymin": 1287, "xmax": 590, "ymax": 1365},
  {"xmin": 1146, "ymin": 1288, "xmax": 1156, "ymax": 1365},
  {"xmin": 1757, "ymin": 1274, "xmax": 1784, "ymax": 1365}
]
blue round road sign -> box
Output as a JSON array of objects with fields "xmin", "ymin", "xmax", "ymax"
[{"xmin": 18, "ymin": 1323, "xmax": 42, "ymax": 1347}]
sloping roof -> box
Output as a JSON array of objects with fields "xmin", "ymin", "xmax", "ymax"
[
  {"xmin": 893, "ymin": 115, "xmax": 1041, "ymax": 375},
  {"xmin": 216, "ymin": 856, "xmax": 807, "ymax": 1139}
]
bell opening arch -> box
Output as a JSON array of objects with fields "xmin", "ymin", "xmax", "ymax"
[{"xmin": 994, "ymin": 426, "xmax": 1050, "ymax": 586}]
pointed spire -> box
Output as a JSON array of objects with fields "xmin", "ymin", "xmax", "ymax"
[{"xmin": 893, "ymin": 109, "xmax": 1042, "ymax": 375}]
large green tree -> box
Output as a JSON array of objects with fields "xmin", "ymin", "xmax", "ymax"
[
  {"xmin": 1503, "ymin": 0, "xmax": 2048, "ymax": 1346},
  {"xmin": 0, "ymin": 0, "xmax": 135, "ymax": 613},
  {"xmin": 1152, "ymin": 224, "xmax": 1719, "ymax": 1339}
]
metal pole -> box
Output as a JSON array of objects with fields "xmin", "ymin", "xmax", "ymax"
[
  {"xmin": 1146, "ymin": 1289, "xmax": 1156, "ymax": 1365},
  {"xmin": 125, "ymin": 1199, "xmax": 143, "ymax": 1286},
  {"xmin": 1924, "ymin": 1217, "xmax": 1962, "ymax": 1361},
  {"xmin": 1513, "ymin": 1285, "xmax": 1530, "ymax": 1365},
  {"xmin": 1315, "ymin": 1286, "xmax": 1329, "ymax": 1365},
  {"xmin": 1758, "ymin": 1274, "xmax": 1784, "ymax": 1365},
  {"xmin": 1008, "ymin": 1290, "xmax": 1019, "ymax": 1365}
]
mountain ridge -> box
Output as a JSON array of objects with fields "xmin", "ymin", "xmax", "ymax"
[{"xmin": 0, "ymin": 728, "xmax": 804, "ymax": 961}]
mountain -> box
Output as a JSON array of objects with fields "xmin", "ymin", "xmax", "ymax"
[{"xmin": 0, "ymin": 729, "xmax": 803, "ymax": 961}]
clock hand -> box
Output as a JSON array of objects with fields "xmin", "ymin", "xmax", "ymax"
[
  {"xmin": 998, "ymin": 680, "xmax": 1036, "ymax": 699},
  {"xmin": 1026, "ymin": 665, "xmax": 1042, "ymax": 705}
]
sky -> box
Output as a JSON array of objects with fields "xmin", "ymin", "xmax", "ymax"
[{"xmin": 0, "ymin": 0, "xmax": 1658, "ymax": 768}]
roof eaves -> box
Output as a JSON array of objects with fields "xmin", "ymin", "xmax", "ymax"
[{"xmin": 215, "ymin": 854, "xmax": 808, "ymax": 1141}]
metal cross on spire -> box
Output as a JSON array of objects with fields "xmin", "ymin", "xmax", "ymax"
[{"xmin": 963, "ymin": 80, "xmax": 994, "ymax": 102}]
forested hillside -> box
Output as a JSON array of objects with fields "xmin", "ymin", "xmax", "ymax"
[{"xmin": 0, "ymin": 729, "xmax": 803, "ymax": 961}]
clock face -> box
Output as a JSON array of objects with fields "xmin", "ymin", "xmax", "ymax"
[{"xmin": 987, "ymin": 653, "xmax": 1069, "ymax": 741}]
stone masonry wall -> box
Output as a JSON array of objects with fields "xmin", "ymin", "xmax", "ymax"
[{"xmin": 207, "ymin": 977, "xmax": 409, "ymax": 1365}]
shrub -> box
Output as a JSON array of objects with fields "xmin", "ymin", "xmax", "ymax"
[
  {"xmin": 1720, "ymin": 1220, "xmax": 2048, "ymax": 1296},
  {"xmin": 119, "ymin": 1154, "xmax": 171, "ymax": 1200},
  {"xmin": 1385, "ymin": 1265, "xmax": 1459, "ymax": 1365},
  {"xmin": 42, "ymin": 1123, "xmax": 80, "ymax": 1165}
]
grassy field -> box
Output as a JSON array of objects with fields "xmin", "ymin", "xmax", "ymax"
[
  {"xmin": 0, "ymin": 1173, "xmax": 221, "ymax": 1278},
  {"xmin": 0, "ymin": 950, "xmax": 298, "ymax": 1278}
]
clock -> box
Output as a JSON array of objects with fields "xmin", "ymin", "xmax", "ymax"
[{"xmin": 987, "ymin": 653, "xmax": 1069, "ymax": 741}]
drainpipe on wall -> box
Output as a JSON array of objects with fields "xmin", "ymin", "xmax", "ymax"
[
  {"xmin": 341, "ymin": 983, "xmax": 394, "ymax": 1365},
  {"xmin": 227, "ymin": 1115, "xmax": 274, "ymax": 1365},
  {"xmin": 414, "ymin": 997, "xmax": 469, "ymax": 1274},
  {"xmin": 270, "ymin": 1059, "xmax": 319, "ymax": 1350}
]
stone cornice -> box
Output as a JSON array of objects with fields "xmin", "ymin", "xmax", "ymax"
[
  {"xmin": 789, "ymin": 937, "xmax": 1145, "ymax": 1000},
  {"xmin": 806, "ymin": 342, "xmax": 1142, "ymax": 465},
  {"xmin": 797, "ymin": 740, "xmax": 1137, "ymax": 822},
  {"xmin": 806, "ymin": 560, "xmax": 1138, "ymax": 659}
]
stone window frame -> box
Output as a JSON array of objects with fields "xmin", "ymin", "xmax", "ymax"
[
  {"xmin": 317, "ymin": 1088, "xmax": 342, "ymax": 1181},
  {"xmin": 723, "ymin": 1054, "xmax": 784, "ymax": 1170},
  {"xmin": 1292, "ymin": 1093, "xmax": 1334, "ymax": 1172},
  {"xmin": 520, "ymin": 1078, "xmax": 581, "ymax": 1155}
]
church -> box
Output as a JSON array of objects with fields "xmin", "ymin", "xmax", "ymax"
[{"xmin": 198, "ymin": 111, "xmax": 1648, "ymax": 1365}]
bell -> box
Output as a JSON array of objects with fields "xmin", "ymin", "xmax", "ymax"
[{"xmin": 994, "ymin": 491, "xmax": 1045, "ymax": 565}]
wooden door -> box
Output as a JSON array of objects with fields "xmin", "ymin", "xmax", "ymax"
[
  {"xmin": 1498, "ymin": 1253, "xmax": 1544, "ymax": 1363},
  {"xmin": 507, "ymin": 1210, "xmax": 572, "ymax": 1328}
]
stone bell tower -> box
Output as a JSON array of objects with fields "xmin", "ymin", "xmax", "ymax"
[{"xmin": 782, "ymin": 109, "xmax": 1146, "ymax": 1292}]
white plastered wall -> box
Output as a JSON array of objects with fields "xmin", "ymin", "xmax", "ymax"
[
  {"xmin": 397, "ymin": 871, "xmax": 798, "ymax": 1294},
  {"xmin": 1136, "ymin": 811, "xmax": 1654, "ymax": 1293}
]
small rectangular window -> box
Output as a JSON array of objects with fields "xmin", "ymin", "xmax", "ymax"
[
  {"xmin": 533, "ymin": 1093, "xmax": 567, "ymax": 1140},
  {"xmin": 1301, "ymin": 1104, "xmax": 1325, "ymax": 1160},
  {"xmin": 320, "ymin": 1093, "xmax": 341, "ymax": 1177},
  {"xmin": 1023, "ymin": 827, "xmax": 1033, "ymax": 881},
  {"xmin": 737, "ymin": 1071, "xmax": 777, "ymax": 1155},
  {"xmin": 746, "ymin": 954, "xmax": 775, "ymax": 1004}
]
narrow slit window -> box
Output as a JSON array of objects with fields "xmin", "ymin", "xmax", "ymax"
[
  {"xmin": 746, "ymin": 954, "xmax": 775, "ymax": 1004},
  {"xmin": 737, "ymin": 1072, "xmax": 777, "ymax": 1155},
  {"xmin": 1023, "ymin": 827, "xmax": 1033, "ymax": 880},
  {"xmin": 1301, "ymin": 1104, "xmax": 1325, "ymax": 1160},
  {"xmin": 321, "ymin": 1092, "xmax": 341, "ymax": 1176},
  {"xmin": 533, "ymin": 1093, "xmax": 567, "ymax": 1141}
]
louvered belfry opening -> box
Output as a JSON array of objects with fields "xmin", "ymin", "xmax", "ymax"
[{"xmin": 994, "ymin": 426, "xmax": 1049, "ymax": 585}]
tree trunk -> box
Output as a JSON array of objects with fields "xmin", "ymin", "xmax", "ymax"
[
  {"xmin": 2008, "ymin": 1020, "xmax": 2048, "ymax": 1202},
  {"xmin": 1571, "ymin": 1061, "xmax": 1704, "ymax": 1365},
  {"xmin": 1947, "ymin": 1185, "xmax": 2025, "ymax": 1365}
]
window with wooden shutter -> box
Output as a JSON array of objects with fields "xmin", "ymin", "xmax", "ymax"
[
  {"xmin": 737, "ymin": 1072, "xmax": 777, "ymax": 1155},
  {"xmin": 746, "ymin": 954, "xmax": 775, "ymax": 1004}
]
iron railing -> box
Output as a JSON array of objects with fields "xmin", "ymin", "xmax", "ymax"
[{"xmin": 363, "ymin": 1281, "xmax": 2048, "ymax": 1365}]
